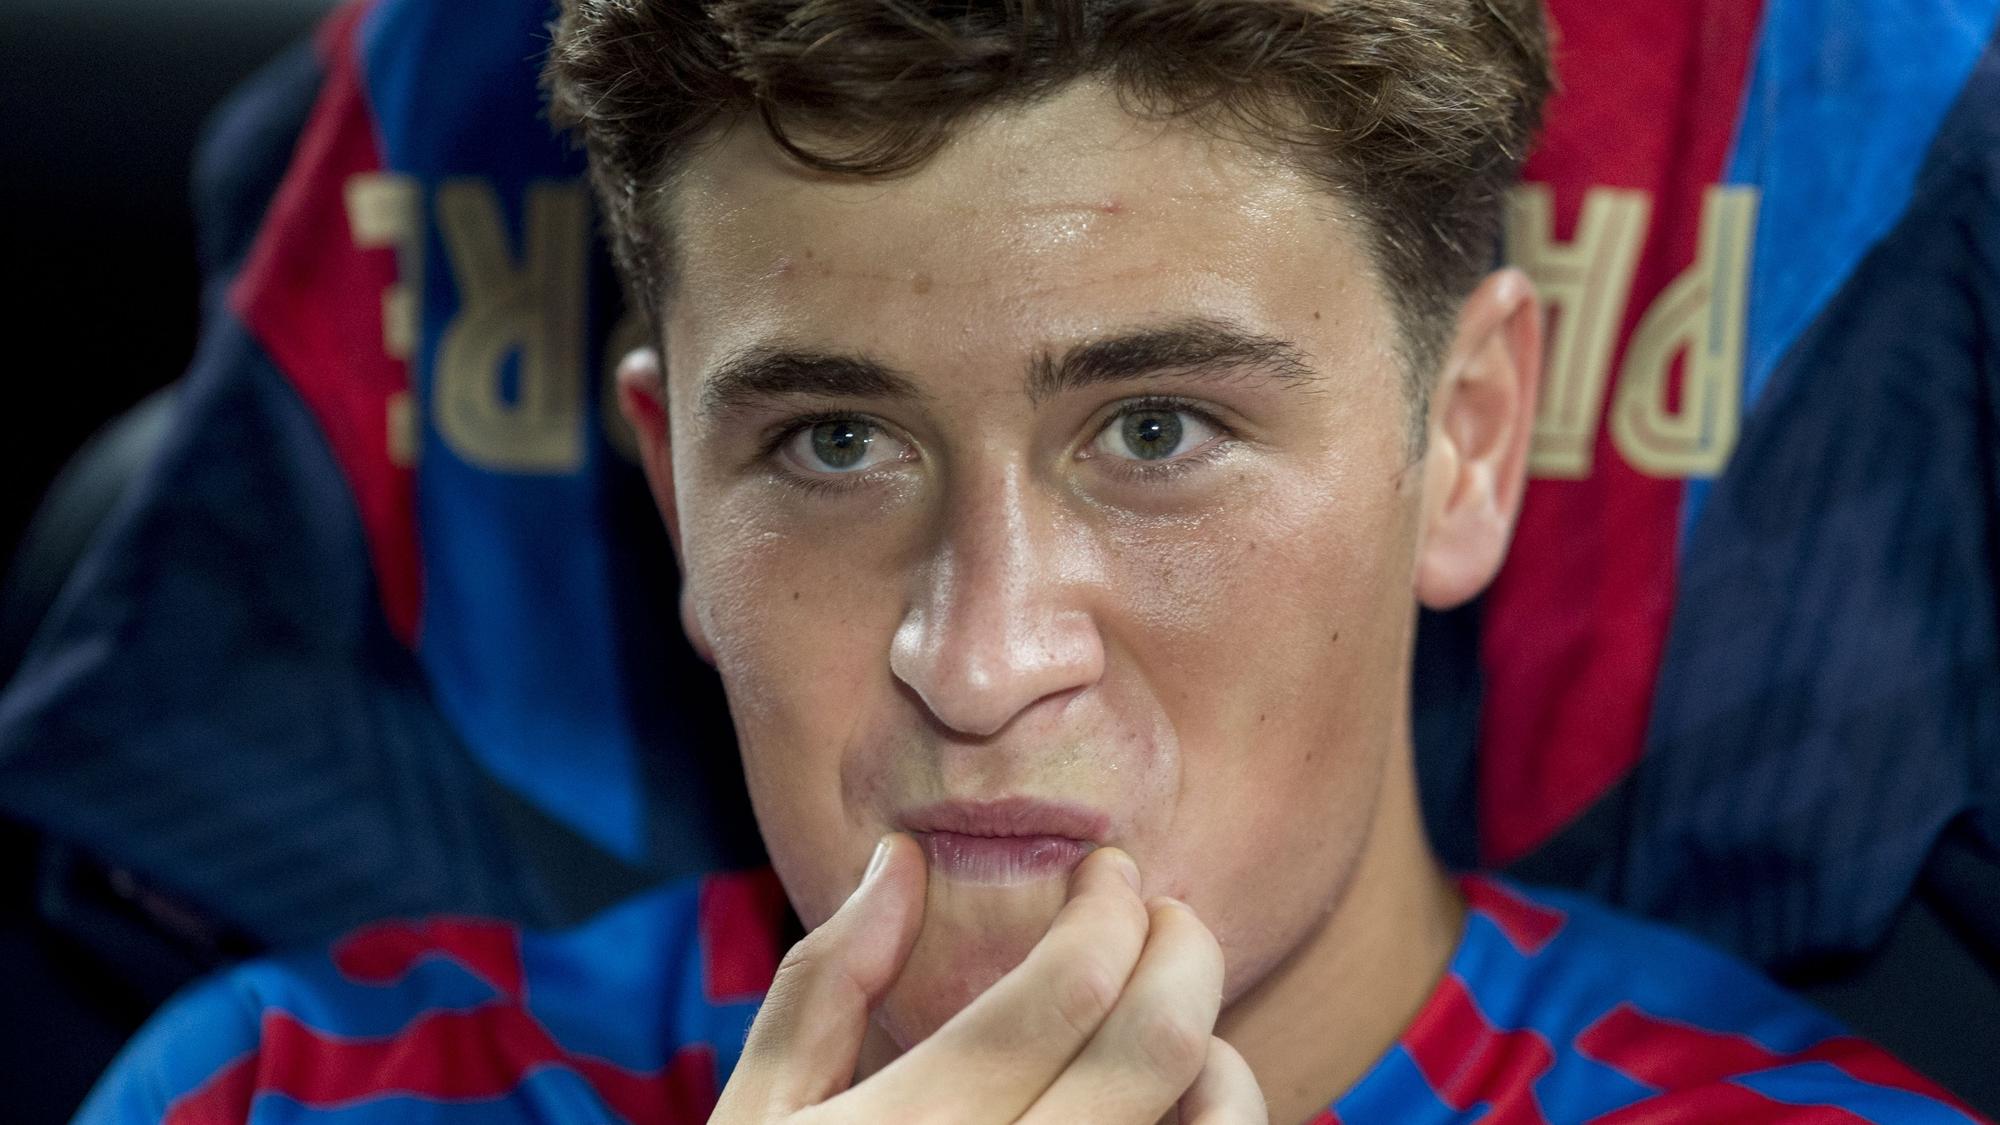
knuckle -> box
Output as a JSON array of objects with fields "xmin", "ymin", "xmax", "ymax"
[
  {"xmin": 1113, "ymin": 891, "xmax": 1153, "ymax": 945},
  {"xmin": 766, "ymin": 940, "xmax": 827, "ymax": 1005},
  {"xmin": 1068, "ymin": 893, "xmax": 1149, "ymax": 973},
  {"xmin": 1132, "ymin": 1006, "xmax": 1209, "ymax": 1084},
  {"xmin": 1052, "ymin": 955, "xmax": 1123, "ymax": 1040},
  {"xmin": 1189, "ymin": 916, "xmax": 1225, "ymax": 977},
  {"xmin": 1074, "ymin": 869, "xmax": 1149, "ymax": 933},
  {"xmin": 743, "ymin": 939, "xmax": 832, "ymax": 1055}
]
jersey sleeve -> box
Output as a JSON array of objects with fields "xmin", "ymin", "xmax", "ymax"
[{"xmin": 66, "ymin": 872, "xmax": 781, "ymax": 1125}]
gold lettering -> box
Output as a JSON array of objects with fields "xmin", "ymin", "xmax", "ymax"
[
  {"xmin": 1610, "ymin": 186, "xmax": 1759, "ymax": 479},
  {"xmin": 345, "ymin": 173, "xmax": 423, "ymax": 467},
  {"xmin": 433, "ymin": 179, "xmax": 590, "ymax": 473},
  {"xmin": 384, "ymin": 392, "xmax": 418, "ymax": 468},
  {"xmin": 1504, "ymin": 184, "xmax": 1650, "ymax": 478}
]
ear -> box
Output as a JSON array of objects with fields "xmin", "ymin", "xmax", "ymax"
[
  {"xmin": 617, "ymin": 346, "xmax": 716, "ymax": 664},
  {"xmin": 1413, "ymin": 268, "xmax": 1543, "ymax": 610}
]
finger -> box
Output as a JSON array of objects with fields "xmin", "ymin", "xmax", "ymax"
[
  {"xmin": 1178, "ymin": 1037, "xmax": 1268, "ymax": 1125},
  {"xmin": 860, "ymin": 846, "xmax": 1149, "ymax": 1120},
  {"xmin": 1018, "ymin": 898, "xmax": 1225, "ymax": 1125},
  {"xmin": 716, "ymin": 834, "xmax": 926, "ymax": 1116}
]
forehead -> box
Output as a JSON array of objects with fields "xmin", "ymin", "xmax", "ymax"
[{"xmin": 661, "ymin": 81, "xmax": 1390, "ymax": 393}]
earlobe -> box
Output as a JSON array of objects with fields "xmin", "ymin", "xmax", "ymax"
[
  {"xmin": 1413, "ymin": 268, "xmax": 1543, "ymax": 610},
  {"xmin": 679, "ymin": 584, "xmax": 716, "ymax": 666},
  {"xmin": 616, "ymin": 347, "xmax": 715, "ymax": 665}
]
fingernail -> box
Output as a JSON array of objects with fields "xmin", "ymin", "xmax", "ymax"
[
  {"xmin": 862, "ymin": 835, "xmax": 893, "ymax": 886},
  {"xmin": 846, "ymin": 837, "xmax": 892, "ymax": 906}
]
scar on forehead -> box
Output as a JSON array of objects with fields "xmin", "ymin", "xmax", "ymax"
[{"xmin": 1003, "ymin": 197, "xmax": 1127, "ymax": 218}]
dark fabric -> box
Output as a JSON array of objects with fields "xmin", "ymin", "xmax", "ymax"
[
  {"xmin": 1563, "ymin": 29, "xmax": 2000, "ymax": 969},
  {"xmin": 192, "ymin": 38, "xmax": 328, "ymax": 285},
  {"xmin": 1413, "ymin": 601, "xmax": 1485, "ymax": 874},
  {"xmin": 0, "ymin": 312, "xmax": 662, "ymax": 948}
]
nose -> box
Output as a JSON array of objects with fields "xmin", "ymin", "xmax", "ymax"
[{"xmin": 889, "ymin": 465, "xmax": 1105, "ymax": 738}]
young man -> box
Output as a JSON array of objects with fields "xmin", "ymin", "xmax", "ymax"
[{"xmin": 75, "ymin": 0, "xmax": 1985, "ymax": 1122}]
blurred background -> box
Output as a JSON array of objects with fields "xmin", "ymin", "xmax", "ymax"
[
  {"xmin": 0, "ymin": 0, "xmax": 336, "ymax": 583},
  {"xmin": 3, "ymin": 0, "xmax": 1997, "ymax": 1122},
  {"xmin": 0, "ymin": 1, "xmax": 336, "ymax": 1116}
]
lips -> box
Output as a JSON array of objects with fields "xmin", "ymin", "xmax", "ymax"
[{"xmin": 901, "ymin": 798, "xmax": 1111, "ymax": 886}]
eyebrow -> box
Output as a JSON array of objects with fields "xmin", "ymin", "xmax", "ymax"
[
  {"xmin": 1032, "ymin": 317, "xmax": 1318, "ymax": 402},
  {"xmin": 699, "ymin": 348, "xmax": 924, "ymax": 419},
  {"xmin": 697, "ymin": 316, "xmax": 1318, "ymax": 420}
]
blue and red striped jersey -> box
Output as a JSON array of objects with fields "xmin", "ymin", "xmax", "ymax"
[{"xmin": 75, "ymin": 873, "xmax": 1984, "ymax": 1124}]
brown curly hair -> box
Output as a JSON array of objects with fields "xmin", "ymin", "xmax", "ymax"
[{"xmin": 544, "ymin": 0, "xmax": 1551, "ymax": 387}]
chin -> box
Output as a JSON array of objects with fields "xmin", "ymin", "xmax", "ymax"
[
  {"xmin": 876, "ymin": 955, "xmax": 1001, "ymax": 1050},
  {"xmin": 876, "ymin": 876, "xmax": 1070, "ymax": 1049}
]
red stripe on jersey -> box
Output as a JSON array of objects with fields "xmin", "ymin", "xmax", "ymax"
[
  {"xmin": 332, "ymin": 918, "xmax": 526, "ymax": 1001},
  {"xmin": 1588, "ymin": 1081, "xmax": 1870, "ymax": 1124},
  {"xmin": 1476, "ymin": 0, "xmax": 1767, "ymax": 865},
  {"xmin": 162, "ymin": 1050, "xmax": 258, "ymax": 1125},
  {"xmin": 229, "ymin": 0, "xmax": 422, "ymax": 644},
  {"xmin": 1460, "ymin": 877, "xmax": 1567, "ymax": 956},
  {"xmin": 1304, "ymin": 1111, "xmax": 1340, "ymax": 1125},
  {"xmin": 1578, "ymin": 1003, "xmax": 1978, "ymax": 1118},
  {"xmin": 1402, "ymin": 974, "xmax": 1555, "ymax": 1124},
  {"xmin": 700, "ymin": 869, "xmax": 790, "ymax": 1003},
  {"xmin": 252, "ymin": 1007, "xmax": 716, "ymax": 1121}
]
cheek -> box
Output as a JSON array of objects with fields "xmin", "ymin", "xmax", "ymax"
[
  {"xmin": 1105, "ymin": 458, "xmax": 1416, "ymax": 994},
  {"xmin": 680, "ymin": 494, "xmax": 902, "ymax": 927},
  {"xmin": 1107, "ymin": 456, "xmax": 1412, "ymax": 747},
  {"xmin": 684, "ymin": 486, "xmax": 899, "ymax": 715}
]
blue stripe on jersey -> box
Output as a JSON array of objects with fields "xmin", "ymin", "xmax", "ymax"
[
  {"xmin": 1330, "ymin": 1044, "xmax": 1461, "ymax": 1124},
  {"xmin": 72, "ymin": 975, "xmax": 262, "ymax": 1125},
  {"xmin": 249, "ymin": 1069, "xmax": 618, "ymax": 1125},
  {"xmin": 231, "ymin": 949, "xmax": 506, "ymax": 1038},
  {"xmin": 1734, "ymin": 1062, "xmax": 1981, "ymax": 1124},
  {"xmin": 519, "ymin": 874, "xmax": 758, "ymax": 1077},
  {"xmin": 1517, "ymin": 883, "xmax": 1845, "ymax": 1054}
]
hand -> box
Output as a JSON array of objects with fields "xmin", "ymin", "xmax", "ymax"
[{"xmin": 710, "ymin": 834, "xmax": 1268, "ymax": 1124}]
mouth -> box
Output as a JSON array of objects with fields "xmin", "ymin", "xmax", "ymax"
[{"xmin": 900, "ymin": 797, "xmax": 1111, "ymax": 886}]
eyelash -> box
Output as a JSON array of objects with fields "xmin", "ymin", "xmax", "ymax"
[
  {"xmin": 759, "ymin": 396, "xmax": 1235, "ymax": 494},
  {"xmin": 756, "ymin": 410, "xmax": 892, "ymax": 496},
  {"xmin": 1089, "ymin": 394, "xmax": 1234, "ymax": 481}
]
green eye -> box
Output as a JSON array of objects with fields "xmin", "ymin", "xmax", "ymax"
[
  {"xmin": 810, "ymin": 419, "xmax": 871, "ymax": 470},
  {"xmin": 1092, "ymin": 404, "xmax": 1220, "ymax": 466},
  {"xmin": 1119, "ymin": 410, "xmax": 1185, "ymax": 461},
  {"xmin": 778, "ymin": 416, "xmax": 909, "ymax": 479}
]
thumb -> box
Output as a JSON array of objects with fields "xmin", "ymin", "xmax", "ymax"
[
  {"xmin": 720, "ymin": 834, "xmax": 927, "ymax": 1115},
  {"xmin": 1177, "ymin": 1037, "xmax": 1268, "ymax": 1125}
]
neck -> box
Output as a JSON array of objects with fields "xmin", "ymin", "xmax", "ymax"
[{"xmin": 1217, "ymin": 746, "xmax": 1463, "ymax": 1125}]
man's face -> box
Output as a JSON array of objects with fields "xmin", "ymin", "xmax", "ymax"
[{"xmin": 658, "ymin": 82, "xmax": 1431, "ymax": 1047}]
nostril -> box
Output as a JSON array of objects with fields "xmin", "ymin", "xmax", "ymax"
[{"xmin": 889, "ymin": 601, "xmax": 1104, "ymax": 739}]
